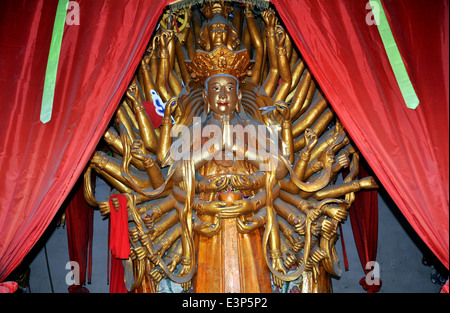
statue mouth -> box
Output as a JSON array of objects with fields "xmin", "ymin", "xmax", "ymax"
[{"xmin": 218, "ymin": 102, "xmax": 228, "ymax": 106}]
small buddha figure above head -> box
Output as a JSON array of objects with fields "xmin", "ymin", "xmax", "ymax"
[
  {"xmin": 199, "ymin": 0, "xmax": 233, "ymax": 19},
  {"xmin": 198, "ymin": 14, "xmax": 240, "ymax": 51}
]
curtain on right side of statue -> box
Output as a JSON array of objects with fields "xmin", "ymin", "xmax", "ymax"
[{"xmin": 273, "ymin": 0, "xmax": 449, "ymax": 274}]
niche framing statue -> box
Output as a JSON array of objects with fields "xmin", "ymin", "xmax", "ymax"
[{"xmin": 84, "ymin": 0, "xmax": 378, "ymax": 293}]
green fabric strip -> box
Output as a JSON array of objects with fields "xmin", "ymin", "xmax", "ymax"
[
  {"xmin": 40, "ymin": 0, "xmax": 69, "ymax": 124},
  {"xmin": 370, "ymin": 0, "xmax": 419, "ymax": 109}
]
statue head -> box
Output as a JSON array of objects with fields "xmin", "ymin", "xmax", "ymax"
[
  {"xmin": 202, "ymin": 74, "xmax": 242, "ymax": 116},
  {"xmin": 185, "ymin": 45, "xmax": 252, "ymax": 117},
  {"xmin": 198, "ymin": 14, "xmax": 240, "ymax": 51},
  {"xmin": 185, "ymin": 45, "xmax": 253, "ymax": 84}
]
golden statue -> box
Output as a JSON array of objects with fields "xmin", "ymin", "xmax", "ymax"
[{"xmin": 84, "ymin": 1, "xmax": 378, "ymax": 293}]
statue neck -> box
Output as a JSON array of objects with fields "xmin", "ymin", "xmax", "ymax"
[{"xmin": 212, "ymin": 111, "xmax": 235, "ymax": 122}]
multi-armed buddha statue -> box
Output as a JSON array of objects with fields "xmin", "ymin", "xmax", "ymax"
[{"xmin": 84, "ymin": 0, "xmax": 378, "ymax": 293}]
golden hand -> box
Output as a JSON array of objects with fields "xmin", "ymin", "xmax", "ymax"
[
  {"xmin": 282, "ymin": 249, "xmax": 297, "ymax": 269},
  {"xmin": 261, "ymin": 9, "xmax": 277, "ymax": 28},
  {"xmin": 236, "ymin": 214, "xmax": 265, "ymax": 233},
  {"xmin": 323, "ymin": 204, "xmax": 348, "ymax": 222},
  {"xmin": 98, "ymin": 201, "xmax": 111, "ymax": 216},
  {"xmin": 160, "ymin": 29, "xmax": 174, "ymax": 50},
  {"xmin": 293, "ymin": 215, "xmax": 306, "ymax": 235},
  {"xmin": 149, "ymin": 267, "xmax": 164, "ymax": 283},
  {"xmin": 332, "ymin": 153, "xmax": 350, "ymax": 173},
  {"xmin": 164, "ymin": 97, "xmax": 178, "ymax": 118},
  {"xmin": 218, "ymin": 199, "xmax": 256, "ymax": 219},
  {"xmin": 111, "ymin": 197, "xmax": 120, "ymax": 210},
  {"xmin": 291, "ymin": 237, "xmax": 304, "ymax": 253},
  {"xmin": 270, "ymin": 251, "xmax": 287, "ymax": 288},
  {"xmin": 193, "ymin": 218, "xmax": 221, "ymax": 237},
  {"xmin": 230, "ymin": 175, "xmax": 254, "ymax": 190},
  {"xmin": 126, "ymin": 84, "xmax": 140, "ymax": 107},
  {"xmin": 244, "ymin": 4, "xmax": 254, "ymax": 17},
  {"xmin": 199, "ymin": 175, "xmax": 229, "ymax": 192},
  {"xmin": 321, "ymin": 219, "xmax": 337, "ymax": 237},
  {"xmin": 179, "ymin": 265, "xmax": 192, "ymax": 292},
  {"xmin": 196, "ymin": 200, "xmax": 228, "ymax": 216},
  {"xmin": 304, "ymin": 128, "xmax": 318, "ymax": 153},
  {"xmin": 276, "ymin": 25, "xmax": 286, "ymax": 46},
  {"xmin": 275, "ymin": 101, "xmax": 290, "ymax": 120},
  {"xmin": 130, "ymin": 139, "xmax": 148, "ymax": 162}
]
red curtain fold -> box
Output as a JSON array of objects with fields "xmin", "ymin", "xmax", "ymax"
[
  {"xmin": 273, "ymin": 0, "xmax": 449, "ymax": 271},
  {"xmin": 0, "ymin": 0, "xmax": 170, "ymax": 282},
  {"xmin": 349, "ymin": 159, "xmax": 381, "ymax": 293},
  {"xmin": 65, "ymin": 178, "xmax": 93, "ymax": 292}
]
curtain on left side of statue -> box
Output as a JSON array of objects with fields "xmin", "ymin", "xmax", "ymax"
[{"xmin": 0, "ymin": 0, "xmax": 170, "ymax": 282}]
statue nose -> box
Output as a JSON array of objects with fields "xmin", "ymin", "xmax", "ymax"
[{"xmin": 219, "ymin": 88, "xmax": 226, "ymax": 99}]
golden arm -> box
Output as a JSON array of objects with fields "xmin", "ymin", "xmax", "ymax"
[
  {"xmin": 156, "ymin": 30, "xmax": 175, "ymax": 102},
  {"xmin": 245, "ymin": 6, "xmax": 264, "ymax": 85},
  {"xmin": 261, "ymin": 9, "xmax": 279, "ymax": 97},
  {"xmin": 273, "ymin": 26, "xmax": 292, "ymax": 103},
  {"xmin": 126, "ymin": 84, "xmax": 159, "ymax": 154}
]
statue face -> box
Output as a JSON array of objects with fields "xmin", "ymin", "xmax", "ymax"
[
  {"xmin": 209, "ymin": 23, "xmax": 228, "ymax": 47},
  {"xmin": 203, "ymin": 74, "xmax": 241, "ymax": 116}
]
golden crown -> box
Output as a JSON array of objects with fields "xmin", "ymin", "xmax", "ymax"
[{"xmin": 185, "ymin": 44, "xmax": 254, "ymax": 84}]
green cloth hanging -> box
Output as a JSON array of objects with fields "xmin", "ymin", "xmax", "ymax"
[
  {"xmin": 40, "ymin": 0, "xmax": 69, "ymax": 124},
  {"xmin": 370, "ymin": 0, "xmax": 419, "ymax": 109}
]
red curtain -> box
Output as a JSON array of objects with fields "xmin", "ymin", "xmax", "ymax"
[
  {"xmin": 0, "ymin": 0, "xmax": 448, "ymax": 291},
  {"xmin": 349, "ymin": 159, "xmax": 381, "ymax": 292},
  {"xmin": 0, "ymin": 0, "xmax": 170, "ymax": 282},
  {"xmin": 65, "ymin": 178, "xmax": 93, "ymax": 293},
  {"xmin": 273, "ymin": 0, "xmax": 449, "ymax": 271}
]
